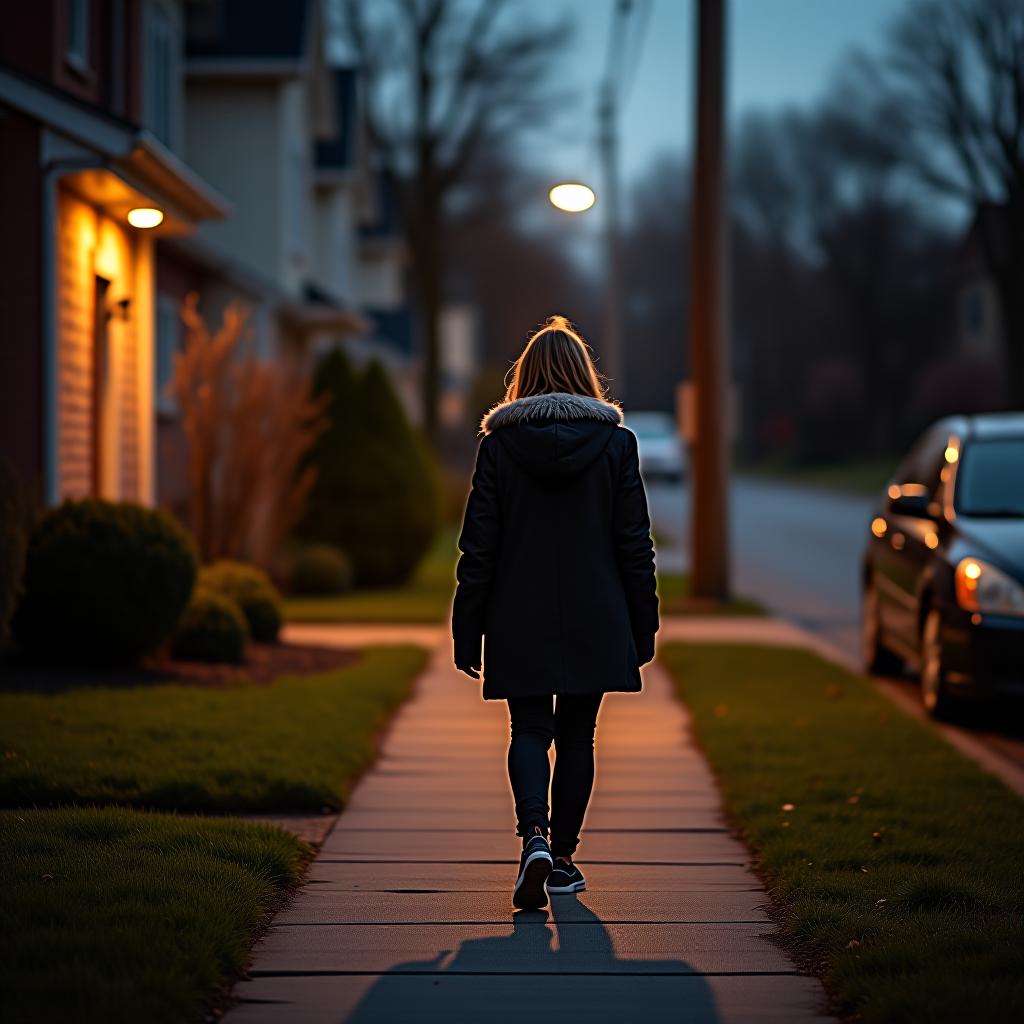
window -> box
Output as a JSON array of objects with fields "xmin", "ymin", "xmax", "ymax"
[
  {"xmin": 965, "ymin": 287, "xmax": 985, "ymax": 332},
  {"xmin": 288, "ymin": 147, "xmax": 307, "ymax": 259},
  {"xmin": 955, "ymin": 438, "xmax": 1024, "ymax": 517},
  {"xmin": 66, "ymin": 0, "xmax": 90, "ymax": 69},
  {"xmin": 156, "ymin": 296, "xmax": 181, "ymax": 416},
  {"xmin": 144, "ymin": 1, "xmax": 177, "ymax": 145}
]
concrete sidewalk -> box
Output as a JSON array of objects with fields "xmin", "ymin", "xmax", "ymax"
[{"xmin": 225, "ymin": 636, "xmax": 832, "ymax": 1023}]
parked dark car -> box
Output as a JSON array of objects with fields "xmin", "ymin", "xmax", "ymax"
[{"xmin": 862, "ymin": 413, "xmax": 1024, "ymax": 718}]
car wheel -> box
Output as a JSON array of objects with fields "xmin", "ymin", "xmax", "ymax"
[
  {"xmin": 920, "ymin": 607, "xmax": 956, "ymax": 719},
  {"xmin": 863, "ymin": 581, "xmax": 903, "ymax": 675}
]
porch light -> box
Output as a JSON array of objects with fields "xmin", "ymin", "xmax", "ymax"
[
  {"xmin": 127, "ymin": 207, "xmax": 164, "ymax": 229},
  {"xmin": 548, "ymin": 182, "xmax": 596, "ymax": 213}
]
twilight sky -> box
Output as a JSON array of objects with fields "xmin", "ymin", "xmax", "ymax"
[{"xmin": 528, "ymin": 0, "xmax": 910, "ymax": 191}]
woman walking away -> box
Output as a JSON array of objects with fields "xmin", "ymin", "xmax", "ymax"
[{"xmin": 452, "ymin": 315, "xmax": 659, "ymax": 910}]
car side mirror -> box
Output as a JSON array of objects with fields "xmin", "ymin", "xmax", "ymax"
[{"xmin": 887, "ymin": 484, "xmax": 933, "ymax": 518}]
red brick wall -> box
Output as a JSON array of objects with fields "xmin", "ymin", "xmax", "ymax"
[
  {"xmin": 0, "ymin": 112, "xmax": 44, "ymax": 503},
  {"xmin": 0, "ymin": 0, "xmax": 142, "ymax": 121}
]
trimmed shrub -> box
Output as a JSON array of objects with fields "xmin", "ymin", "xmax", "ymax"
[
  {"xmin": 12, "ymin": 499, "xmax": 197, "ymax": 664},
  {"xmin": 290, "ymin": 543, "xmax": 354, "ymax": 596},
  {"xmin": 199, "ymin": 560, "xmax": 282, "ymax": 643},
  {"xmin": 0, "ymin": 459, "xmax": 28, "ymax": 646},
  {"xmin": 170, "ymin": 587, "xmax": 248, "ymax": 663},
  {"xmin": 298, "ymin": 350, "xmax": 441, "ymax": 586}
]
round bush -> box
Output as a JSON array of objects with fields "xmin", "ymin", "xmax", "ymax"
[
  {"xmin": 170, "ymin": 587, "xmax": 248, "ymax": 663},
  {"xmin": 199, "ymin": 560, "xmax": 282, "ymax": 643},
  {"xmin": 290, "ymin": 543, "xmax": 354, "ymax": 595},
  {"xmin": 13, "ymin": 499, "xmax": 197, "ymax": 664}
]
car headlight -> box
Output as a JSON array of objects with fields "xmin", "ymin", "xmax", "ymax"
[{"xmin": 954, "ymin": 558, "xmax": 1024, "ymax": 617}]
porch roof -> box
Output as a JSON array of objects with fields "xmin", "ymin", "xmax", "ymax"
[{"xmin": 0, "ymin": 64, "xmax": 229, "ymax": 229}]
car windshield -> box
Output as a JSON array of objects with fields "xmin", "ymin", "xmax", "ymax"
[{"xmin": 955, "ymin": 438, "xmax": 1024, "ymax": 517}]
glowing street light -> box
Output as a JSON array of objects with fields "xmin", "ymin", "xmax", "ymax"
[
  {"xmin": 127, "ymin": 207, "xmax": 164, "ymax": 229},
  {"xmin": 548, "ymin": 182, "xmax": 596, "ymax": 213}
]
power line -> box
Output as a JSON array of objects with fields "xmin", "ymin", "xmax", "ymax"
[{"xmin": 619, "ymin": 0, "xmax": 652, "ymax": 105}]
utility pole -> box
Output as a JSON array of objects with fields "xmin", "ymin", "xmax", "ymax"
[
  {"xmin": 688, "ymin": 0, "xmax": 731, "ymax": 600},
  {"xmin": 599, "ymin": 77, "xmax": 624, "ymax": 398}
]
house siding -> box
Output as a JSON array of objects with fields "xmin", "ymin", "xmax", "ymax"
[{"xmin": 56, "ymin": 187, "xmax": 148, "ymax": 502}]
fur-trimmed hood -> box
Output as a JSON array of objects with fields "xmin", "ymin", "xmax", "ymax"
[
  {"xmin": 481, "ymin": 392, "xmax": 622, "ymax": 435},
  {"xmin": 481, "ymin": 392, "xmax": 623, "ymax": 484}
]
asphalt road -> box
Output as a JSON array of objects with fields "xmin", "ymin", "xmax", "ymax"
[
  {"xmin": 648, "ymin": 476, "xmax": 872, "ymax": 658},
  {"xmin": 648, "ymin": 475, "xmax": 1024, "ymax": 773}
]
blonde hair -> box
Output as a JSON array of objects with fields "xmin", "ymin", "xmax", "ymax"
[{"xmin": 505, "ymin": 315, "xmax": 606, "ymax": 402}]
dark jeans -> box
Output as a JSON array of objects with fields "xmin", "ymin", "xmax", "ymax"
[{"xmin": 506, "ymin": 693, "xmax": 603, "ymax": 859}]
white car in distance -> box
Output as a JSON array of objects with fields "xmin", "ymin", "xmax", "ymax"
[{"xmin": 625, "ymin": 411, "xmax": 687, "ymax": 484}]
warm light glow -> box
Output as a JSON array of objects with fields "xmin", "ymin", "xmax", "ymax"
[
  {"xmin": 887, "ymin": 484, "xmax": 901, "ymax": 500},
  {"xmin": 549, "ymin": 182, "xmax": 596, "ymax": 213},
  {"xmin": 955, "ymin": 558, "xmax": 983, "ymax": 610},
  {"xmin": 870, "ymin": 517, "xmax": 887, "ymax": 538},
  {"xmin": 944, "ymin": 445, "xmax": 959, "ymax": 463},
  {"xmin": 925, "ymin": 531, "xmax": 939, "ymax": 550},
  {"xmin": 127, "ymin": 207, "xmax": 164, "ymax": 228}
]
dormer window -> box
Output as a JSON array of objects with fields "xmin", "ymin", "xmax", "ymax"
[
  {"xmin": 65, "ymin": 0, "xmax": 90, "ymax": 72},
  {"xmin": 144, "ymin": 0, "xmax": 180, "ymax": 147}
]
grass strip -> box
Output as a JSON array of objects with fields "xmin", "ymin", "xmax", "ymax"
[
  {"xmin": 0, "ymin": 807, "xmax": 305, "ymax": 1024},
  {"xmin": 657, "ymin": 571, "xmax": 764, "ymax": 616},
  {"xmin": 661, "ymin": 642, "xmax": 1024, "ymax": 1023},
  {"xmin": 0, "ymin": 645, "xmax": 426, "ymax": 812},
  {"xmin": 739, "ymin": 457, "xmax": 896, "ymax": 496}
]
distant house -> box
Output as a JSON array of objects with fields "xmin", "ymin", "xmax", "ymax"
[
  {"xmin": 154, "ymin": 0, "xmax": 427, "ymax": 508},
  {"xmin": 0, "ymin": 0, "xmax": 227, "ymax": 507},
  {"xmin": 175, "ymin": 0, "xmax": 412, "ymax": 363},
  {"xmin": 955, "ymin": 205, "xmax": 1007, "ymax": 361}
]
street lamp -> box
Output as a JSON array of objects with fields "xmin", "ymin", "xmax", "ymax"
[{"xmin": 548, "ymin": 182, "xmax": 596, "ymax": 213}]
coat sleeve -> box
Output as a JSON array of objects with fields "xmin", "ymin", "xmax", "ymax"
[
  {"xmin": 452, "ymin": 435, "xmax": 502, "ymax": 667},
  {"xmin": 613, "ymin": 429, "xmax": 659, "ymax": 639}
]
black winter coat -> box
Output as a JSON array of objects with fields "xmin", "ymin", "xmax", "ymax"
[{"xmin": 452, "ymin": 392, "xmax": 659, "ymax": 700}]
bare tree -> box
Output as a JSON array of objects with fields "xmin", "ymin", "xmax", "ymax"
[
  {"xmin": 873, "ymin": 0, "xmax": 1024, "ymax": 403},
  {"xmin": 339, "ymin": 0, "xmax": 568, "ymax": 441},
  {"xmin": 171, "ymin": 295, "xmax": 328, "ymax": 567}
]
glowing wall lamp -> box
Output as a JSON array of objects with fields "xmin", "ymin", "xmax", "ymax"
[
  {"xmin": 127, "ymin": 207, "xmax": 164, "ymax": 229},
  {"xmin": 548, "ymin": 182, "xmax": 596, "ymax": 213}
]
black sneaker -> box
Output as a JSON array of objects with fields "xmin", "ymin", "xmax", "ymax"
[
  {"xmin": 547, "ymin": 859, "xmax": 586, "ymax": 894},
  {"xmin": 512, "ymin": 826, "xmax": 553, "ymax": 909}
]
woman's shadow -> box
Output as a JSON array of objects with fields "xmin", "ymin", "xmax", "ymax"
[{"xmin": 345, "ymin": 893, "xmax": 721, "ymax": 1023}]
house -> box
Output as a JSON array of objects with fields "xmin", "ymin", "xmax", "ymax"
[
  {"xmin": 0, "ymin": 0, "xmax": 227, "ymax": 507},
  {"xmin": 154, "ymin": 0, "xmax": 422, "ymax": 510},
  {"xmin": 955, "ymin": 205, "xmax": 1007, "ymax": 361},
  {"xmin": 171, "ymin": 0, "xmax": 416, "ymax": 410}
]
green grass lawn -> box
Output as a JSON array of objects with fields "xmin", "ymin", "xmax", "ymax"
[
  {"xmin": 0, "ymin": 807, "xmax": 306, "ymax": 1024},
  {"xmin": 656, "ymin": 571, "xmax": 764, "ymax": 616},
  {"xmin": 282, "ymin": 527, "xmax": 762, "ymax": 624},
  {"xmin": 661, "ymin": 643, "xmax": 1024, "ymax": 1023},
  {"xmin": 0, "ymin": 645, "xmax": 426, "ymax": 812},
  {"xmin": 283, "ymin": 529, "xmax": 457, "ymax": 624}
]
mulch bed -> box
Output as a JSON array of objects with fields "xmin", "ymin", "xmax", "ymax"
[{"xmin": 0, "ymin": 643, "xmax": 359, "ymax": 693}]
